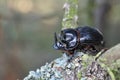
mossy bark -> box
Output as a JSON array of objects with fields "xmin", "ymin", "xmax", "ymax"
[{"xmin": 62, "ymin": 0, "xmax": 78, "ymax": 29}]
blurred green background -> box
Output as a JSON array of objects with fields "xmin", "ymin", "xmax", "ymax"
[{"xmin": 0, "ymin": 0, "xmax": 120, "ymax": 80}]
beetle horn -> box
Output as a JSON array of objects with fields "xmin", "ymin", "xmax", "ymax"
[
  {"xmin": 53, "ymin": 32, "xmax": 59, "ymax": 49},
  {"xmin": 53, "ymin": 32, "xmax": 65, "ymax": 50},
  {"xmin": 54, "ymin": 32, "xmax": 57, "ymax": 44}
]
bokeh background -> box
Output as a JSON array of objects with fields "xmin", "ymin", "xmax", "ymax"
[{"xmin": 0, "ymin": 0, "xmax": 120, "ymax": 80}]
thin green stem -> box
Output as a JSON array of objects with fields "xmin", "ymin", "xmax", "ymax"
[{"xmin": 62, "ymin": 0, "xmax": 78, "ymax": 29}]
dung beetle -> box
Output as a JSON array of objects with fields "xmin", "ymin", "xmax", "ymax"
[{"xmin": 53, "ymin": 26, "xmax": 104, "ymax": 55}]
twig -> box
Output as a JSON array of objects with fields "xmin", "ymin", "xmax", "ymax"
[{"xmin": 62, "ymin": 0, "xmax": 78, "ymax": 29}]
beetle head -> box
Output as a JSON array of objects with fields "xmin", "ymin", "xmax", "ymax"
[{"xmin": 53, "ymin": 28, "xmax": 78, "ymax": 51}]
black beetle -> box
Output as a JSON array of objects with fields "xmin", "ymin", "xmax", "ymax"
[{"xmin": 54, "ymin": 26, "xmax": 104, "ymax": 55}]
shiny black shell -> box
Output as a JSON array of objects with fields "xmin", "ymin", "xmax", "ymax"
[{"xmin": 76, "ymin": 26, "xmax": 103, "ymax": 45}]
